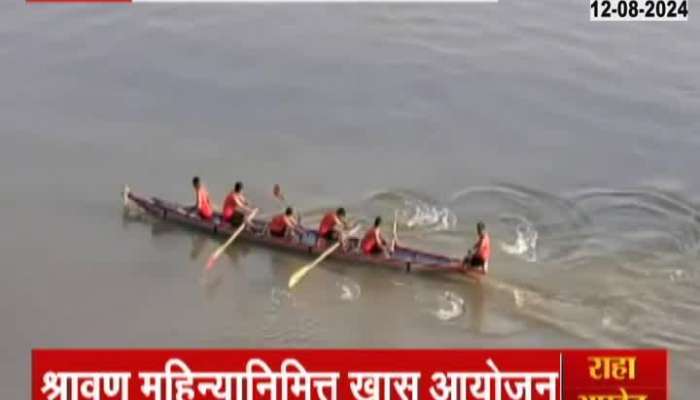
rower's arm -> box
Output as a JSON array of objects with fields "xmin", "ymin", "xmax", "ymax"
[
  {"xmin": 377, "ymin": 232, "xmax": 386, "ymax": 250},
  {"xmin": 287, "ymin": 217, "xmax": 305, "ymax": 235},
  {"xmin": 187, "ymin": 189, "xmax": 199, "ymax": 214},
  {"xmin": 235, "ymin": 196, "xmax": 253, "ymax": 213}
]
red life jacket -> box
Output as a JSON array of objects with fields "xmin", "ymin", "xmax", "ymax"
[
  {"xmin": 318, "ymin": 213, "xmax": 338, "ymax": 236},
  {"xmin": 269, "ymin": 214, "xmax": 288, "ymax": 235},
  {"xmin": 222, "ymin": 192, "xmax": 241, "ymax": 221},
  {"xmin": 476, "ymin": 233, "xmax": 491, "ymax": 262},
  {"xmin": 197, "ymin": 186, "xmax": 213, "ymax": 220},
  {"xmin": 361, "ymin": 227, "xmax": 382, "ymax": 254}
]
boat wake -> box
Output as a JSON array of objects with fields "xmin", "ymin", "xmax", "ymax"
[
  {"xmin": 431, "ymin": 183, "xmax": 700, "ymax": 357},
  {"xmin": 363, "ymin": 183, "xmax": 700, "ymax": 271},
  {"xmin": 446, "ymin": 183, "xmax": 700, "ymax": 265}
]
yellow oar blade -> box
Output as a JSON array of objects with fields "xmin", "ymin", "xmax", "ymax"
[
  {"xmin": 287, "ymin": 266, "xmax": 310, "ymax": 289},
  {"xmin": 205, "ymin": 208, "xmax": 259, "ymax": 270},
  {"xmin": 288, "ymin": 225, "xmax": 361, "ymax": 289},
  {"xmin": 288, "ymin": 242, "xmax": 341, "ymax": 289}
]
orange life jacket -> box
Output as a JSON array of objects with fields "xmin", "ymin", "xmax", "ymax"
[
  {"xmin": 476, "ymin": 233, "xmax": 491, "ymax": 262},
  {"xmin": 361, "ymin": 227, "xmax": 383, "ymax": 254},
  {"xmin": 222, "ymin": 192, "xmax": 244, "ymax": 221},
  {"xmin": 318, "ymin": 212, "xmax": 338, "ymax": 236},
  {"xmin": 197, "ymin": 186, "xmax": 213, "ymax": 220},
  {"xmin": 269, "ymin": 214, "xmax": 288, "ymax": 235}
]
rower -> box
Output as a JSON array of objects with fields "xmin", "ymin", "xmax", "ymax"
[
  {"xmin": 318, "ymin": 207, "xmax": 349, "ymax": 249},
  {"xmin": 462, "ymin": 221, "xmax": 490, "ymax": 273},
  {"xmin": 190, "ymin": 176, "xmax": 213, "ymax": 220},
  {"xmin": 268, "ymin": 207, "xmax": 304, "ymax": 240},
  {"xmin": 361, "ymin": 216, "xmax": 390, "ymax": 257},
  {"xmin": 222, "ymin": 181, "xmax": 254, "ymax": 227}
]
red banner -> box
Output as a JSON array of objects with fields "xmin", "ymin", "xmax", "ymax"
[{"xmin": 32, "ymin": 349, "xmax": 667, "ymax": 400}]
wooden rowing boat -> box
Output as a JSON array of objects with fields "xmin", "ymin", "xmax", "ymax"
[{"xmin": 124, "ymin": 187, "xmax": 484, "ymax": 278}]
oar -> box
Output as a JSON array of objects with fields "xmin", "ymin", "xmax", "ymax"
[
  {"xmin": 273, "ymin": 183, "xmax": 285, "ymax": 203},
  {"xmin": 272, "ymin": 183, "xmax": 303, "ymax": 226},
  {"xmin": 259, "ymin": 184, "xmax": 289, "ymax": 219},
  {"xmin": 288, "ymin": 225, "xmax": 361, "ymax": 289},
  {"xmin": 205, "ymin": 208, "xmax": 259, "ymax": 270}
]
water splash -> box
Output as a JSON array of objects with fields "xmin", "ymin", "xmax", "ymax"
[
  {"xmin": 669, "ymin": 269, "xmax": 686, "ymax": 283},
  {"xmin": 363, "ymin": 190, "xmax": 457, "ymax": 232},
  {"xmin": 434, "ymin": 291, "xmax": 465, "ymax": 321},
  {"xmin": 413, "ymin": 290, "xmax": 464, "ymax": 321},
  {"xmin": 501, "ymin": 221, "xmax": 539, "ymax": 262},
  {"xmin": 400, "ymin": 201, "xmax": 457, "ymax": 231},
  {"xmin": 336, "ymin": 279, "xmax": 361, "ymax": 302}
]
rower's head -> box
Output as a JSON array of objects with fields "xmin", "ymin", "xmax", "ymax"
[
  {"xmin": 285, "ymin": 207, "xmax": 294, "ymax": 216},
  {"xmin": 477, "ymin": 221, "xmax": 486, "ymax": 236},
  {"xmin": 374, "ymin": 216, "xmax": 382, "ymax": 228},
  {"xmin": 234, "ymin": 181, "xmax": 243, "ymax": 193},
  {"xmin": 336, "ymin": 207, "xmax": 346, "ymax": 219},
  {"xmin": 192, "ymin": 176, "xmax": 201, "ymax": 189}
]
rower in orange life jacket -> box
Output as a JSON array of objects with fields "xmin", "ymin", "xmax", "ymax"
[
  {"xmin": 222, "ymin": 181, "xmax": 254, "ymax": 227},
  {"xmin": 268, "ymin": 207, "xmax": 304, "ymax": 240},
  {"xmin": 361, "ymin": 216, "xmax": 390, "ymax": 257},
  {"xmin": 318, "ymin": 207, "xmax": 349, "ymax": 248},
  {"xmin": 462, "ymin": 221, "xmax": 491, "ymax": 273},
  {"xmin": 190, "ymin": 176, "xmax": 213, "ymax": 220}
]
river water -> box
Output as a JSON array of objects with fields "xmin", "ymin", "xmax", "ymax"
[{"xmin": 1, "ymin": 1, "xmax": 699, "ymax": 398}]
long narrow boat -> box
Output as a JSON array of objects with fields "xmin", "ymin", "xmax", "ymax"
[{"xmin": 124, "ymin": 187, "xmax": 483, "ymax": 278}]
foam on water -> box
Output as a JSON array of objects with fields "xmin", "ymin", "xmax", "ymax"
[
  {"xmin": 336, "ymin": 279, "xmax": 361, "ymax": 302},
  {"xmin": 414, "ymin": 290, "xmax": 465, "ymax": 322},
  {"xmin": 401, "ymin": 201, "xmax": 457, "ymax": 232},
  {"xmin": 363, "ymin": 190, "xmax": 457, "ymax": 232},
  {"xmin": 434, "ymin": 291, "xmax": 465, "ymax": 321}
]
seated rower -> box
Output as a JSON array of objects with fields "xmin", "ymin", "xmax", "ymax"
[
  {"xmin": 222, "ymin": 181, "xmax": 254, "ymax": 226},
  {"xmin": 361, "ymin": 216, "xmax": 391, "ymax": 257},
  {"xmin": 318, "ymin": 207, "xmax": 349, "ymax": 249},
  {"xmin": 189, "ymin": 176, "xmax": 213, "ymax": 220},
  {"xmin": 462, "ymin": 221, "xmax": 490, "ymax": 273},
  {"xmin": 268, "ymin": 207, "xmax": 304, "ymax": 240}
]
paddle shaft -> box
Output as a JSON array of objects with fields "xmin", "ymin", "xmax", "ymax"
[
  {"xmin": 207, "ymin": 208, "xmax": 259, "ymax": 269},
  {"xmin": 304, "ymin": 241, "xmax": 341, "ymax": 269},
  {"xmin": 288, "ymin": 225, "xmax": 361, "ymax": 288},
  {"xmin": 272, "ymin": 185, "xmax": 304, "ymax": 230}
]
